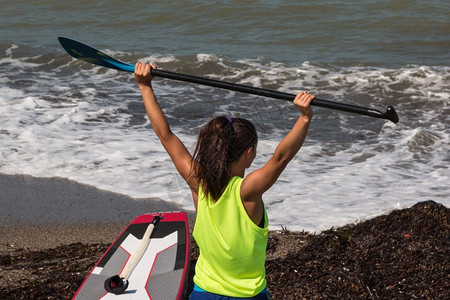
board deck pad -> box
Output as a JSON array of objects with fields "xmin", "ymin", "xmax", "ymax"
[{"xmin": 73, "ymin": 212, "xmax": 190, "ymax": 299}]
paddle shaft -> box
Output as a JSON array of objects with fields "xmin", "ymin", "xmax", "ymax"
[
  {"xmin": 151, "ymin": 68, "xmax": 391, "ymax": 120},
  {"xmin": 57, "ymin": 37, "xmax": 399, "ymax": 123}
]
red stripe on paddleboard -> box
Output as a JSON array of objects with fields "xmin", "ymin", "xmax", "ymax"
[
  {"xmin": 177, "ymin": 218, "xmax": 191, "ymax": 300},
  {"xmin": 131, "ymin": 212, "xmax": 187, "ymax": 224}
]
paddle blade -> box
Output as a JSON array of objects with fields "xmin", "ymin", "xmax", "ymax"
[{"xmin": 58, "ymin": 37, "xmax": 135, "ymax": 72}]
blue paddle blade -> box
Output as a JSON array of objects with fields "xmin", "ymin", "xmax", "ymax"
[{"xmin": 58, "ymin": 37, "xmax": 135, "ymax": 72}]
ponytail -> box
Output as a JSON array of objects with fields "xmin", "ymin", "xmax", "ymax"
[{"xmin": 193, "ymin": 116, "xmax": 257, "ymax": 201}]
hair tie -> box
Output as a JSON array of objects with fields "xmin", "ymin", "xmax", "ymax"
[{"xmin": 226, "ymin": 117, "xmax": 233, "ymax": 124}]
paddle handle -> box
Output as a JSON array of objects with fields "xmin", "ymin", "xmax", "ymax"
[
  {"xmin": 151, "ymin": 68, "xmax": 399, "ymax": 123},
  {"xmin": 119, "ymin": 215, "xmax": 160, "ymax": 280}
]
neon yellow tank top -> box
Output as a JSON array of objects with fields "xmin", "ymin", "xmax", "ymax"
[{"xmin": 193, "ymin": 176, "xmax": 268, "ymax": 297}]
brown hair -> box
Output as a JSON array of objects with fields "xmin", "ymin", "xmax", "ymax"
[{"xmin": 193, "ymin": 116, "xmax": 257, "ymax": 201}]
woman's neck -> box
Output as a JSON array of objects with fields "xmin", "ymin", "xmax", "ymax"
[{"xmin": 230, "ymin": 157, "xmax": 247, "ymax": 178}]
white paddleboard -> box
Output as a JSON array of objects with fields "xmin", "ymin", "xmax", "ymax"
[{"xmin": 73, "ymin": 212, "xmax": 190, "ymax": 299}]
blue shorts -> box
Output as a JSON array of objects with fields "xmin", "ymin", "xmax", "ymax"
[{"xmin": 189, "ymin": 284, "xmax": 270, "ymax": 300}]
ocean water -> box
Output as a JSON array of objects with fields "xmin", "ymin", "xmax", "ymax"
[{"xmin": 1, "ymin": 0, "xmax": 449, "ymax": 232}]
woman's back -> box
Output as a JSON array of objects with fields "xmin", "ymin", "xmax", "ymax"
[{"xmin": 193, "ymin": 176, "xmax": 268, "ymax": 297}]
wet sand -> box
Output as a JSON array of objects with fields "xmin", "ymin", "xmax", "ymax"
[{"xmin": 0, "ymin": 173, "xmax": 195, "ymax": 250}]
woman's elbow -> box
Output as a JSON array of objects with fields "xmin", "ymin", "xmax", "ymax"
[
  {"xmin": 154, "ymin": 129, "xmax": 173, "ymax": 143},
  {"xmin": 272, "ymin": 153, "xmax": 291, "ymax": 169}
]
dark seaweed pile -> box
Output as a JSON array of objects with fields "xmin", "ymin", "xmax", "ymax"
[
  {"xmin": 266, "ymin": 201, "xmax": 449, "ymax": 299},
  {"xmin": 1, "ymin": 201, "xmax": 448, "ymax": 299}
]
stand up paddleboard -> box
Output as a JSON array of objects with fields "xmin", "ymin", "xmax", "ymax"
[{"xmin": 73, "ymin": 212, "xmax": 190, "ymax": 300}]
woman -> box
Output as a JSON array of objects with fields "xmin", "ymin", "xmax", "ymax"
[{"xmin": 134, "ymin": 62, "xmax": 315, "ymax": 299}]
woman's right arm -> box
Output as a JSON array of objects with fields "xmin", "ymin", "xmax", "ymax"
[
  {"xmin": 241, "ymin": 91, "xmax": 315, "ymax": 201},
  {"xmin": 135, "ymin": 63, "xmax": 198, "ymax": 201}
]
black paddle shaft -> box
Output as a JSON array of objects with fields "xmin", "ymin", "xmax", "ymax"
[
  {"xmin": 57, "ymin": 37, "xmax": 399, "ymax": 123},
  {"xmin": 151, "ymin": 69, "xmax": 399, "ymax": 123}
]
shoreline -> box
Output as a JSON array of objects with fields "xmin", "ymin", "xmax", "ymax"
[{"xmin": 0, "ymin": 173, "xmax": 196, "ymax": 250}]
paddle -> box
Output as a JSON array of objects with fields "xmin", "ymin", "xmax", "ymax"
[{"xmin": 58, "ymin": 37, "xmax": 399, "ymax": 123}]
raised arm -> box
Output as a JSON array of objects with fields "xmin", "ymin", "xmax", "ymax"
[
  {"xmin": 241, "ymin": 91, "xmax": 315, "ymax": 204},
  {"xmin": 135, "ymin": 63, "xmax": 197, "ymax": 191}
]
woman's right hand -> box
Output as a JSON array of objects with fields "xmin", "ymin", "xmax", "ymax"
[
  {"xmin": 294, "ymin": 91, "xmax": 315, "ymax": 121},
  {"xmin": 134, "ymin": 62, "xmax": 157, "ymax": 89}
]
